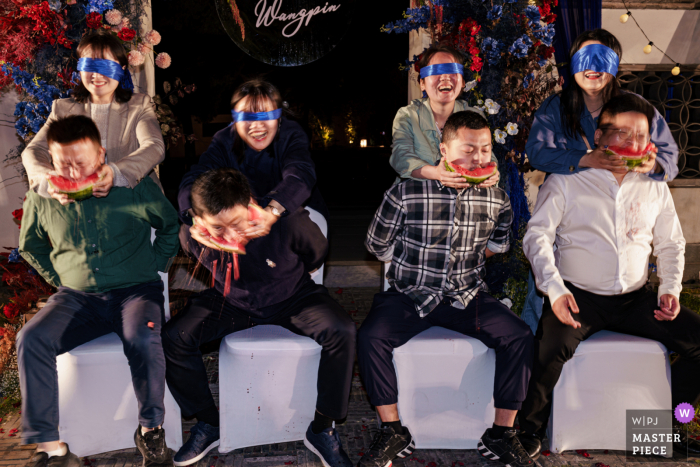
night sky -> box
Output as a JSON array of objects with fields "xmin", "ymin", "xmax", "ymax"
[{"xmin": 153, "ymin": 0, "xmax": 409, "ymax": 144}]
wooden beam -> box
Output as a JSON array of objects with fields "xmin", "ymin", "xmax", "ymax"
[{"xmin": 618, "ymin": 64, "xmax": 700, "ymax": 72}]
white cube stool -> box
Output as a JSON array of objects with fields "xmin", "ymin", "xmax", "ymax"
[
  {"xmin": 549, "ymin": 330, "xmax": 671, "ymax": 453},
  {"xmin": 393, "ymin": 326, "xmax": 496, "ymax": 449},
  {"xmin": 218, "ymin": 325, "xmax": 322, "ymax": 452},
  {"xmin": 57, "ymin": 328, "xmax": 183, "ymax": 457}
]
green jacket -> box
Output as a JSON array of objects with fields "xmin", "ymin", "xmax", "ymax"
[
  {"xmin": 19, "ymin": 177, "xmax": 180, "ymax": 292},
  {"xmin": 390, "ymin": 98, "xmax": 497, "ymax": 180}
]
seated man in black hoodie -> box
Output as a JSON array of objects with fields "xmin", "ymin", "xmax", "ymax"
[{"xmin": 163, "ymin": 168, "xmax": 356, "ymax": 467}]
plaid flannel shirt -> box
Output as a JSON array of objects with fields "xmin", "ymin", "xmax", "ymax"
[{"xmin": 366, "ymin": 179, "xmax": 512, "ymax": 317}]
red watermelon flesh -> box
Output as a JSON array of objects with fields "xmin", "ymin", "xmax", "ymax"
[
  {"xmin": 248, "ymin": 204, "xmax": 265, "ymax": 222},
  {"xmin": 445, "ymin": 161, "xmax": 497, "ymax": 184},
  {"xmin": 47, "ymin": 173, "xmax": 101, "ymax": 201},
  {"xmin": 605, "ymin": 143, "xmax": 652, "ymax": 169},
  {"xmin": 192, "ymin": 218, "xmax": 247, "ymax": 254}
]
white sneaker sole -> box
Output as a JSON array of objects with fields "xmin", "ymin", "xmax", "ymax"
[
  {"xmin": 173, "ymin": 439, "xmax": 220, "ymax": 467},
  {"xmin": 304, "ymin": 435, "xmax": 333, "ymax": 467}
]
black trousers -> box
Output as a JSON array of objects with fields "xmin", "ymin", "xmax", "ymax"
[
  {"xmin": 520, "ymin": 282, "xmax": 700, "ymax": 436},
  {"xmin": 162, "ymin": 282, "xmax": 356, "ymax": 420},
  {"xmin": 357, "ymin": 289, "xmax": 534, "ymax": 410}
]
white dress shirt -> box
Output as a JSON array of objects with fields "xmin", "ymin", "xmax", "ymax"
[{"xmin": 523, "ymin": 169, "xmax": 685, "ymax": 306}]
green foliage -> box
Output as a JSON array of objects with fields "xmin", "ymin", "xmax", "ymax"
[{"xmin": 503, "ymin": 277, "xmax": 528, "ymax": 316}]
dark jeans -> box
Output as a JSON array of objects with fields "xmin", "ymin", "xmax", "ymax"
[
  {"xmin": 520, "ymin": 282, "xmax": 700, "ymax": 436},
  {"xmin": 357, "ymin": 289, "xmax": 534, "ymax": 410},
  {"xmin": 16, "ymin": 281, "xmax": 166, "ymax": 444},
  {"xmin": 162, "ymin": 283, "xmax": 356, "ymax": 421}
]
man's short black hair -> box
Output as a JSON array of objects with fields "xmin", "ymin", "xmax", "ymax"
[
  {"xmin": 598, "ymin": 94, "xmax": 655, "ymax": 132},
  {"xmin": 191, "ymin": 168, "xmax": 252, "ymax": 217},
  {"xmin": 442, "ymin": 110, "xmax": 490, "ymax": 144},
  {"xmin": 46, "ymin": 115, "xmax": 102, "ymax": 148}
]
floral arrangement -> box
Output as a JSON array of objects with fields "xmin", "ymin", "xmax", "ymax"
[
  {"xmin": 383, "ymin": 0, "xmax": 561, "ymax": 305},
  {"xmin": 0, "ymin": 209, "xmax": 55, "ymax": 416}
]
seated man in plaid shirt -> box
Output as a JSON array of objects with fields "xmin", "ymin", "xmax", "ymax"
[{"xmin": 358, "ymin": 111, "xmax": 534, "ymax": 467}]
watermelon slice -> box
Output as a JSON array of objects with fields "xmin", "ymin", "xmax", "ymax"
[
  {"xmin": 192, "ymin": 217, "xmax": 247, "ymax": 254},
  {"xmin": 47, "ymin": 172, "xmax": 102, "ymax": 201},
  {"xmin": 444, "ymin": 161, "xmax": 498, "ymax": 184},
  {"xmin": 605, "ymin": 143, "xmax": 653, "ymax": 169},
  {"xmin": 248, "ymin": 203, "xmax": 265, "ymax": 222}
]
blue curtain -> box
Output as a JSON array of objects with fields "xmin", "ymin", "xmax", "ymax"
[{"xmin": 553, "ymin": 0, "xmax": 602, "ymax": 85}]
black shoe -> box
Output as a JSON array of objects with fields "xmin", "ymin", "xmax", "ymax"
[
  {"xmin": 303, "ymin": 422, "xmax": 353, "ymax": 467},
  {"xmin": 357, "ymin": 425, "xmax": 415, "ymax": 467},
  {"xmin": 29, "ymin": 445, "xmax": 79, "ymax": 467},
  {"xmin": 673, "ymin": 424, "xmax": 700, "ymax": 457},
  {"xmin": 173, "ymin": 421, "xmax": 220, "ymax": 466},
  {"xmin": 135, "ymin": 425, "xmax": 173, "ymax": 466},
  {"xmin": 478, "ymin": 429, "xmax": 535, "ymax": 467},
  {"xmin": 517, "ymin": 432, "xmax": 542, "ymax": 460}
]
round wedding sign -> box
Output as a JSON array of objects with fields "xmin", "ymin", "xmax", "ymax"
[{"xmin": 215, "ymin": 0, "xmax": 356, "ymax": 66}]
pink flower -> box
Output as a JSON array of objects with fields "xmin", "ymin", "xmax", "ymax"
[
  {"xmin": 144, "ymin": 30, "xmax": 161, "ymax": 46},
  {"xmin": 128, "ymin": 50, "xmax": 145, "ymax": 66},
  {"xmin": 137, "ymin": 43, "xmax": 151, "ymax": 55},
  {"xmin": 155, "ymin": 52, "xmax": 171, "ymax": 69},
  {"xmin": 104, "ymin": 9, "xmax": 123, "ymax": 25}
]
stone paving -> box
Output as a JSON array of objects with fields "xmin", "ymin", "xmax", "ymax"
[{"xmin": 1, "ymin": 286, "xmax": 698, "ymax": 467}]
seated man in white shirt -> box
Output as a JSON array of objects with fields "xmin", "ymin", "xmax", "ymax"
[{"xmin": 518, "ymin": 93, "xmax": 700, "ymax": 459}]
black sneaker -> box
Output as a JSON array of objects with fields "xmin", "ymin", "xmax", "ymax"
[
  {"xmin": 28, "ymin": 445, "xmax": 79, "ymax": 467},
  {"xmin": 304, "ymin": 422, "xmax": 353, "ymax": 467},
  {"xmin": 478, "ymin": 429, "xmax": 535, "ymax": 467},
  {"xmin": 517, "ymin": 432, "xmax": 542, "ymax": 460},
  {"xmin": 173, "ymin": 421, "xmax": 220, "ymax": 466},
  {"xmin": 135, "ymin": 425, "xmax": 173, "ymax": 466},
  {"xmin": 357, "ymin": 425, "xmax": 415, "ymax": 467}
]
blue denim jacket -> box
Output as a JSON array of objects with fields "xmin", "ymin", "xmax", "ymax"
[{"xmin": 526, "ymin": 94, "xmax": 679, "ymax": 181}]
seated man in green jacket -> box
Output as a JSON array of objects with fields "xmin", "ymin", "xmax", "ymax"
[{"xmin": 17, "ymin": 115, "xmax": 180, "ymax": 467}]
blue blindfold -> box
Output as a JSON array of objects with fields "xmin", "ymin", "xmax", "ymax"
[
  {"xmin": 571, "ymin": 44, "xmax": 619, "ymax": 76},
  {"xmin": 231, "ymin": 109, "xmax": 283, "ymax": 122},
  {"xmin": 419, "ymin": 63, "xmax": 464, "ymax": 98},
  {"xmin": 77, "ymin": 58, "xmax": 134, "ymax": 92}
]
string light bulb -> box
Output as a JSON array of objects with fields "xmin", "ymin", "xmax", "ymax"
[
  {"xmin": 620, "ymin": 11, "xmax": 631, "ymax": 23},
  {"xmin": 643, "ymin": 42, "xmax": 653, "ymax": 54},
  {"xmin": 672, "ymin": 64, "xmax": 681, "ymax": 76}
]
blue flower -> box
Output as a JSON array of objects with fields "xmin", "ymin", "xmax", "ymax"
[
  {"xmin": 523, "ymin": 73, "xmax": 534, "ymax": 89},
  {"xmin": 487, "ymin": 5, "xmax": 502, "ymax": 21},
  {"xmin": 532, "ymin": 23, "xmax": 555, "ymax": 47},
  {"xmin": 538, "ymin": 58, "xmax": 549, "ymax": 67},
  {"xmin": 524, "ymin": 5, "xmax": 541, "ymax": 25},
  {"xmin": 504, "ymin": 0, "xmax": 517, "ymax": 3},
  {"xmin": 84, "ymin": 0, "xmax": 114, "ymax": 14},
  {"xmin": 508, "ymin": 35, "xmax": 533, "ymax": 59},
  {"xmin": 8, "ymin": 248, "xmax": 21, "ymax": 263},
  {"xmin": 481, "ymin": 37, "xmax": 503, "ymax": 65}
]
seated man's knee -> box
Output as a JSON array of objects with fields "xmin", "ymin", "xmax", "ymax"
[
  {"xmin": 123, "ymin": 322, "xmax": 162, "ymax": 357},
  {"xmin": 16, "ymin": 319, "xmax": 51, "ymax": 357}
]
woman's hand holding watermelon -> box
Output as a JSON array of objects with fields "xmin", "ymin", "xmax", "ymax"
[
  {"xmin": 476, "ymin": 167, "xmax": 500, "ymax": 188},
  {"xmin": 435, "ymin": 157, "xmax": 470, "ymax": 189},
  {"xmin": 244, "ymin": 203, "xmax": 278, "ymax": 239},
  {"xmin": 579, "ymin": 146, "xmax": 627, "ymax": 174},
  {"xmin": 630, "ymin": 143, "xmax": 658, "ymax": 175},
  {"xmin": 92, "ymin": 165, "xmax": 114, "ymax": 198},
  {"xmin": 46, "ymin": 171, "xmax": 74, "ymax": 205}
]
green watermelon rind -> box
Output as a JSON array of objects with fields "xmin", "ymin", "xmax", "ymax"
[
  {"xmin": 444, "ymin": 160, "xmax": 497, "ymax": 184},
  {"xmin": 604, "ymin": 149, "xmax": 650, "ymax": 169},
  {"xmin": 47, "ymin": 173, "xmax": 102, "ymax": 201}
]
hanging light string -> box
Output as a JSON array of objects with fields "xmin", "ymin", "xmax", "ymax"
[{"xmin": 619, "ymin": 0, "xmax": 681, "ymax": 75}]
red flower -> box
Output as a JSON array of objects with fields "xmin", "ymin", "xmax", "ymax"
[
  {"xmin": 470, "ymin": 56, "xmax": 483, "ymax": 72},
  {"xmin": 118, "ymin": 28, "xmax": 136, "ymax": 42},
  {"xmin": 86, "ymin": 12, "xmax": 103, "ymax": 29},
  {"xmin": 541, "ymin": 450, "xmax": 551, "ymax": 456},
  {"xmin": 3, "ymin": 302, "xmax": 20, "ymax": 320},
  {"xmin": 12, "ymin": 208, "xmax": 22, "ymax": 228}
]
